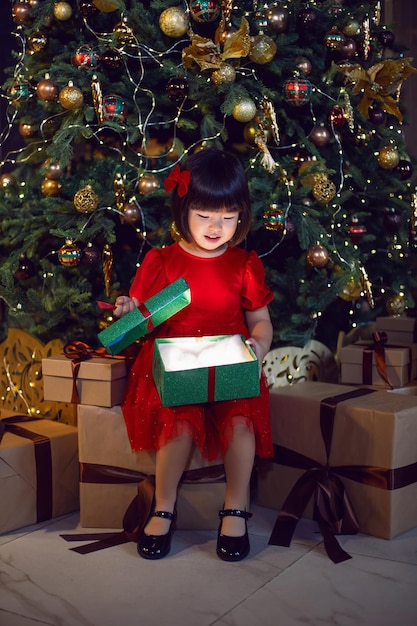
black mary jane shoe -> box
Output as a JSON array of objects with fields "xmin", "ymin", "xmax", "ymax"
[
  {"xmin": 137, "ymin": 510, "xmax": 176, "ymax": 560},
  {"xmin": 216, "ymin": 508, "xmax": 253, "ymax": 562}
]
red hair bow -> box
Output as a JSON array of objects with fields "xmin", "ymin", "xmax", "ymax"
[{"xmin": 164, "ymin": 164, "xmax": 190, "ymax": 198}]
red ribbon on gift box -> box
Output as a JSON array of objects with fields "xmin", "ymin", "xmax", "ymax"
[
  {"xmin": 61, "ymin": 462, "xmax": 225, "ymax": 554},
  {"xmin": 267, "ymin": 387, "xmax": 417, "ymax": 563},
  {"xmin": 0, "ymin": 415, "xmax": 53, "ymax": 523}
]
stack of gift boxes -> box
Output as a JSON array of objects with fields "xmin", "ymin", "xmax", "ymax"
[
  {"xmin": 257, "ymin": 315, "xmax": 417, "ymax": 559},
  {"xmin": 4, "ymin": 278, "xmax": 417, "ymax": 555}
]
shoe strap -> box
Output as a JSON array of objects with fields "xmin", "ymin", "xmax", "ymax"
[
  {"xmin": 218, "ymin": 509, "xmax": 252, "ymax": 521},
  {"xmin": 153, "ymin": 510, "xmax": 174, "ymax": 520}
]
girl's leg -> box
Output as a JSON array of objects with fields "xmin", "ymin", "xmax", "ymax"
[
  {"xmin": 144, "ymin": 428, "xmax": 194, "ymax": 536},
  {"xmin": 221, "ymin": 419, "xmax": 256, "ymax": 537}
]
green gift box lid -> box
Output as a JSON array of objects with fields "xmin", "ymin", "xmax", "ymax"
[
  {"xmin": 152, "ymin": 335, "xmax": 260, "ymax": 407},
  {"xmin": 98, "ymin": 277, "xmax": 191, "ymax": 355}
]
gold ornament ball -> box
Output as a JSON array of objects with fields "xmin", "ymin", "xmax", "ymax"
[
  {"xmin": 211, "ymin": 63, "xmax": 236, "ymax": 85},
  {"xmin": 93, "ymin": 0, "xmax": 121, "ymax": 11},
  {"xmin": 377, "ymin": 146, "xmax": 400, "ymax": 169},
  {"xmin": 19, "ymin": 121, "xmax": 37, "ymax": 137},
  {"xmin": 41, "ymin": 178, "xmax": 61, "ymax": 197},
  {"xmin": 386, "ymin": 294, "xmax": 406, "ymax": 316},
  {"xmin": 312, "ymin": 174, "xmax": 337, "ymax": 203},
  {"xmin": 159, "ymin": 7, "xmax": 189, "ymax": 38},
  {"xmin": 59, "ymin": 83, "xmax": 84, "ymax": 109},
  {"xmin": 113, "ymin": 20, "xmax": 135, "ymax": 45},
  {"xmin": 138, "ymin": 174, "xmax": 160, "ymax": 195},
  {"xmin": 306, "ymin": 244, "xmax": 329, "ymax": 268},
  {"xmin": 28, "ymin": 32, "xmax": 48, "ymax": 52},
  {"xmin": 53, "ymin": 2, "xmax": 73, "ymax": 20},
  {"xmin": 249, "ymin": 34, "xmax": 277, "ymax": 64},
  {"xmin": 0, "ymin": 173, "xmax": 15, "ymax": 188},
  {"xmin": 74, "ymin": 185, "xmax": 99, "ymax": 213},
  {"xmin": 338, "ymin": 277, "xmax": 363, "ymax": 301},
  {"xmin": 232, "ymin": 99, "xmax": 257, "ymax": 123}
]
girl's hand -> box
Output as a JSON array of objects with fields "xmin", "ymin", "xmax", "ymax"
[
  {"xmin": 114, "ymin": 295, "xmax": 139, "ymax": 318},
  {"xmin": 245, "ymin": 338, "xmax": 265, "ymax": 378}
]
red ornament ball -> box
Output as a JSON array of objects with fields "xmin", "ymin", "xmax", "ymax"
[
  {"xmin": 102, "ymin": 95, "xmax": 128, "ymax": 123},
  {"xmin": 72, "ymin": 45, "xmax": 101, "ymax": 69},
  {"xmin": 348, "ymin": 217, "xmax": 367, "ymax": 244},
  {"xmin": 368, "ymin": 106, "xmax": 386, "ymax": 125},
  {"xmin": 328, "ymin": 106, "xmax": 345, "ymax": 126},
  {"xmin": 283, "ymin": 76, "xmax": 312, "ymax": 106},
  {"xmin": 189, "ymin": 0, "xmax": 221, "ymax": 23},
  {"xmin": 58, "ymin": 241, "xmax": 82, "ymax": 267}
]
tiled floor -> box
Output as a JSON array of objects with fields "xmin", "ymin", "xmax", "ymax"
[{"xmin": 1, "ymin": 504, "xmax": 416, "ymax": 626}]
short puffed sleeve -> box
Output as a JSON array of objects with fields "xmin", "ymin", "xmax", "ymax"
[
  {"xmin": 241, "ymin": 250, "xmax": 274, "ymax": 311},
  {"xmin": 129, "ymin": 248, "xmax": 168, "ymax": 302}
]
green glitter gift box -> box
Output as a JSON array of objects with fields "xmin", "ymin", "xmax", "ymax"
[
  {"xmin": 98, "ymin": 277, "xmax": 191, "ymax": 355},
  {"xmin": 152, "ymin": 335, "xmax": 260, "ymax": 407}
]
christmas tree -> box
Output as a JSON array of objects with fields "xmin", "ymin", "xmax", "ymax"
[{"xmin": 1, "ymin": 0, "xmax": 416, "ymax": 351}]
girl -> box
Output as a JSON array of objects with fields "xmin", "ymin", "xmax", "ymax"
[{"xmin": 114, "ymin": 148, "xmax": 274, "ymax": 561}]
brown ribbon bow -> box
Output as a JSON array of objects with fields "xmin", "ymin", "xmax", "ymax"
[
  {"xmin": 61, "ymin": 463, "xmax": 225, "ymax": 554},
  {"xmin": 164, "ymin": 164, "xmax": 190, "ymax": 198},
  {"xmin": 63, "ymin": 340, "xmax": 124, "ymax": 403},
  {"xmin": 362, "ymin": 331, "xmax": 391, "ymax": 387}
]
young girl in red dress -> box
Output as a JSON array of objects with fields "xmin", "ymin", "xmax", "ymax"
[{"xmin": 114, "ymin": 148, "xmax": 274, "ymax": 561}]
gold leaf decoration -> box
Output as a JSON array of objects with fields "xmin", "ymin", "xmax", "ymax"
[
  {"xmin": 338, "ymin": 57, "xmax": 417, "ymax": 121},
  {"xmin": 0, "ymin": 329, "xmax": 76, "ymax": 425},
  {"xmin": 182, "ymin": 18, "xmax": 250, "ymax": 71}
]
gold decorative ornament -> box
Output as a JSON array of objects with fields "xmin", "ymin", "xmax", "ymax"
[
  {"xmin": 53, "ymin": 1, "xmax": 73, "ymax": 20},
  {"xmin": 93, "ymin": 0, "xmax": 121, "ymax": 11},
  {"xmin": 74, "ymin": 185, "xmax": 99, "ymax": 213},
  {"xmin": 138, "ymin": 174, "xmax": 160, "ymax": 195},
  {"xmin": 159, "ymin": 6, "xmax": 189, "ymax": 38},
  {"xmin": 232, "ymin": 98, "xmax": 257, "ymax": 123},
  {"xmin": 59, "ymin": 82, "xmax": 84, "ymax": 109},
  {"xmin": 377, "ymin": 146, "xmax": 400, "ymax": 169},
  {"xmin": 41, "ymin": 178, "xmax": 61, "ymax": 197},
  {"xmin": 312, "ymin": 174, "xmax": 337, "ymax": 203},
  {"xmin": 211, "ymin": 63, "xmax": 236, "ymax": 85}
]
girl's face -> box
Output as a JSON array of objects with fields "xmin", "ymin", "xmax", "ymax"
[{"xmin": 185, "ymin": 208, "xmax": 240, "ymax": 256}]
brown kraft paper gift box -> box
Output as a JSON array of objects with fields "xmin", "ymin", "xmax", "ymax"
[
  {"xmin": 78, "ymin": 404, "xmax": 226, "ymax": 530},
  {"xmin": 257, "ymin": 381, "xmax": 417, "ymax": 542},
  {"xmin": 0, "ymin": 409, "xmax": 79, "ymax": 534},
  {"xmin": 42, "ymin": 353, "xmax": 127, "ymax": 407}
]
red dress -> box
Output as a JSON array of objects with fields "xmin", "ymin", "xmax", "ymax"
[{"xmin": 121, "ymin": 242, "xmax": 274, "ymax": 461}]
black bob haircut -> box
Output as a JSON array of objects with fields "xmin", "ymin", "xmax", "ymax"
[{"xmin": 170, "ymin": 149, "xmax": 252, "ymax": 246}]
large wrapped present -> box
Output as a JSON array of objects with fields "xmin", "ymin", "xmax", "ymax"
[
  {"xmin": 78, "ymin": 404, "xmax": 226, "ymax": 530},
  {"xmin": 0, "ymin": 409, "xmax": 79, "ymax": 534},
  {"xmin": 153, "ymin": 335, "xmax": 259, "ymax": 406},
  {"xmin": 376, "ymin": 315, "xmax": 417, "ymax": 345},
  {"xmin": 42, "ymin": 352, "xmax": 127, "ymax": 407},
  {"xmin": 257, "ymin": 381, "xmax": 417, "ymax": 562},
  {"xmin": 339, "ymin": 337, "xmax": 416, "ymax": 388},
  {"xmin": 98, "ymin": 277, "xmax": 191, "ymax": 355}
]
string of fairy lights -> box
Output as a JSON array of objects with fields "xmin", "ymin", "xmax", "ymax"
[{"xmin": 0, "ymin": 0, "xmax": 416, "ymax": 326}]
